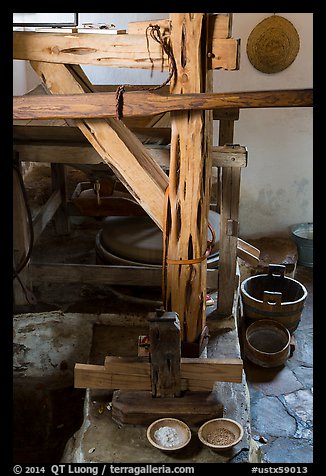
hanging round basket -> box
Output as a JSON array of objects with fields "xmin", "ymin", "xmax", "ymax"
[{"xmin": 246, "ymin": 15, "xmax": 300, "ymax": 74}]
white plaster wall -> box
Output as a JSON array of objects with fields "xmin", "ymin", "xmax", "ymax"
[
  {"xmin": 13, "ymin": 12, "xmax": 313, "ymax": 238},
  {"xmin": 213, "ymin": 13, "xmax": 313, "ymax": 238}
]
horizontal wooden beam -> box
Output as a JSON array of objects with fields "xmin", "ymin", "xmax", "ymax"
[
  {"xmin": 13, "ymin": 31, "xmax": 239, "ymax": 71},
  {"xmin": 29, "ymin": 262, "xmax": 219, "ymax": 288},
  {"xmin": 13, "ymin": 89, "xmax": 313, "ymax": 121},
  {"xmin": 213, "ymin": 145, "xmax": 247, "ymax": 167},
  {"xmin": 14, "ymin": 143, "xmax": 247, "ymax": 168},
  {"xmin": 13, "ymin": 125, "xmax": 247, "ymax": 167},
  {"xmin": 74, "ymin": 355, "xmax": 243, "ymax": 391}
]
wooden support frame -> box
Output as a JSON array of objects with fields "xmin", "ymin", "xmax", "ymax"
[
  {"xmin": 12, "ymin": 16, "xmax": 312, "ymax": 377},
  {"xmin": 29, "ymin": 263, "xmax": 219, "ymax": 289}
]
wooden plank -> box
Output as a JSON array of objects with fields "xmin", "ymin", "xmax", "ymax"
[
  {"xmin": 30, "ymin": 62, "xmax": 169, "ymax": 229},
  {"xmin": 213, "ymin": 107, "xmax": 239, "ymax": 121},
  {"xmin": 14, "ymin": 144, "xmax": 170, "ymax": 169},
  {"xmin": 13, "ymin": 89, "xmax": 313, "ymax": 121},
  {"xmin": 181, "ymin": 358, "xmax": 243, "ymax": 387},
  {"xmin": 14, "ymin": 144, "xmax": 103, "ymax": 165},
  {"xmin": 211, "ymin": 38, "xmax": 240, "ymax": 70},
  {"xmin": 32, "ymin": 190, "xmax": 61, "ymax": 243},
  {"xmin": 149, "ymin": 312, "xmax": 181, "ymax": 397},
  {"xmin": 237, "ymin": 238, "xmax": 260, "ymax": 266},
  {"xmin": 29, "ymin": 263, "xmax": 219, "ymax": 288},
  {"xmin": 213, "ymin": 145, "xmax": 247, "ymax": 167},
  {"xmin": 75, "ymin": 356, "xmax": 243, "ymax": 390},
  {"xmin": 13, "ymin": 31, "xmax": 239, "ymax": 70},
  {"xmin": 74, "ymin": 363, "xmax": 151, "ymax": 391},
  {"xmin": 13, "ymin": 124, "xmax": 171, "ymax": 148},
  {"xmin": 218, "ymin": 122, "xmax": 241, "ymax": 316},
  {"xmin": 35, "ymin": 28, "xmax": 127, "ymax": 35},
  {"xmin": 164, "ymin": 13, "xmax": 212, "ymax": 346},
  {"xmin": 210, "ymin": 13, "xmax": 233, "ymax": 39},
  {"xmin": 14, "ymin": 142, "xmax": 246, "ymax": 169}
]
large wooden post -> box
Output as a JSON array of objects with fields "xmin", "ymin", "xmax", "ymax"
[{"xmin": 164, "ymin": 14, "xmax": 213, "ymax": 348}]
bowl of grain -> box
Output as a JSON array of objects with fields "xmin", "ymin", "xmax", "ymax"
[
  {"xmin": 146, "ymin": 418, "xmax": 191, "ymax": 452},
  {"xmin": 198, "ymin": 418, "xmax": 244, "ymax": 452}
]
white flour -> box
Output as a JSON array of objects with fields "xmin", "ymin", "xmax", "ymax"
[{"xmin": 154, "ymin": 426, "xmax": 181, "ymax": 447}]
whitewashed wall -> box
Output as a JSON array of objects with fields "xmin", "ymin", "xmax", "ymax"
[
  {"xmin": 213, "ymin": 13, "xmax": 313, "ymax": 238},
  {"xmin": 13, "ymin": 13, "xmax": 313, "ymax": 238}
]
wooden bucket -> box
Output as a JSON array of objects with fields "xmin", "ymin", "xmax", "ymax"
[
  {"xmin": 240, "ymin": 264, "xmax": 307, "ymax": 333},
  {"xmin": 244, "ymin": 319, "xmax": 291, "ymax": 368}
]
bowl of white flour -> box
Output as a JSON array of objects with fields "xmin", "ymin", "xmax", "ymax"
[{"xmin": 146, "ymin": 418, "xmax": 191, "ymax": 452}]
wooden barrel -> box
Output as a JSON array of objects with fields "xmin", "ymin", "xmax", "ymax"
[
  {"xmin": 244, "ymin": 319, "xmax": 291, "ymax": 368},
  {"xmin": 240, "ymin": 264, "xmax": 307, "ymax": 333}
]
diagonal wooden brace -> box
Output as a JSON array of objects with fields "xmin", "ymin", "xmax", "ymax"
[{"xmin": 29, "ymin": 61, "xmax": 169, "ymax": 229}]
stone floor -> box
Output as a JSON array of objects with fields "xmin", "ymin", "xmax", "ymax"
[{"xmin": 244, "ymin": 265, "xmax": 313, "ymax": 463}]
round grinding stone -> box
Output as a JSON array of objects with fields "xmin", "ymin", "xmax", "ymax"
[{"xmin": 100, "ymin": 211, "xmax": 220, "ymax": 265}]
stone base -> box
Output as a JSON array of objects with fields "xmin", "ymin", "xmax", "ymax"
[{"xmin": 111, "ymin": 390, "xmax": 223, "ymax": 426}]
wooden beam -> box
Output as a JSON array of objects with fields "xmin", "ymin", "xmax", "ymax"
[
  {"xmin": 32, "ymin": 190, "xmax": 61, "ymax": 244},
  {"xmin": 13, "ymin": 31, "xmax": 239, "ymax": 70},
  {"xmin": 13, "ymin": 123, "xmax": 171, "ymax": 144},
  {"xmin": 13, "ymin": 89, "xmax": 313, "ymax": 120},
  {"xmin": 127, "ymin": 13, "xmax": 232, "ymax": 39},
  {"xmin": 75, "ymin": 356, "xmax": 243, "ymax": 390},
  {"xmin": 29, "ymin": 263, "xmax": 219, "ymax": 288},
  {"xmin": 213, "ymin": 145, "xmax": 247, "ymax": 167},
  {"xmin": 13, "ymin": 159, "xmax": 31, "ymax": 305},
  {"xmin": 213, "ymin": 108, "xmax": 239, "ymax": 121},
  {"xmin": 14, "ymin": 143, "xmax": 247, "ymax": 170},
  {"xmin": 30, "ymin": 61, "xmax": 169, "ymax": 229},
  {"xmin": 127, "ymin": 18, "xmax": 170, "ymax": 36},
  {"xmin": 237, "ymin": 238, "xmax": 260, "ymax": 266},
  {"xmin": 218, "ymin": 122, "xmax": 241, "ymax": 316},
  {"xmin": 51, "ymin": 164, "xmax": 70, "ymax": 234},
  {"xmin": 149, "ymin": 312, "xmax": 181, "ymax": 397}
]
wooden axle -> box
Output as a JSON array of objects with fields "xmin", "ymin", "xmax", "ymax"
[{"xmin": 13, "ymin": 89, "xmax": 313, "ymax": 120}]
